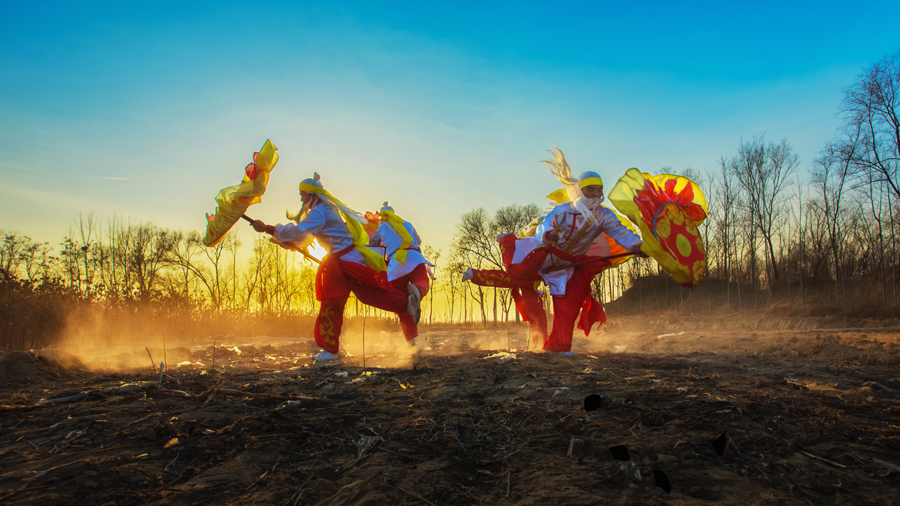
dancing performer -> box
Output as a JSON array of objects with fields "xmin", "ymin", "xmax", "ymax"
[
  {"xmin": 465, "ymin": 148, "xmax": 643, "ymax": 355},
  {"xmin": 368, "ymin": 202, "xmax": 434, "ymax": 343},
  {"xmin": 251, "ymin": 173, "xmax": 421, "ymax": 361}
]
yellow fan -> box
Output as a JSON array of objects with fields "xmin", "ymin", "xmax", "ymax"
[
  {"xmin": 609, "ymin": 168, "xmax": 708, "ymax": 287},
  {"xmin": 202, "ymin": 140, "xmax": 278, "ymax": 247}
]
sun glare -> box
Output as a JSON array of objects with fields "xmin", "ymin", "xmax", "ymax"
[{"xmin": 308, "ymin": 239, "xmax": 328, "ymax": 261}]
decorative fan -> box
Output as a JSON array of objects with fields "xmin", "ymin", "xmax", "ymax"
[{"xmin": 609, "ymin": 168, "xmax": 708, "ymax": 286}]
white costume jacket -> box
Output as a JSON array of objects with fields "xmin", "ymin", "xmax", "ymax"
[
  {"xmin": 274, "ymin": 204, "xmax": 368, "ymax": 266},
  {"xmin": 517, "ymin": 202, "xmax": 642, "ymax": 296},
  {"xmin": 370, "ymin": 221, "xmax": 433, "ymax": 281}
]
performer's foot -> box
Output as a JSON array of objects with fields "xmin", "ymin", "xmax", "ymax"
[
  {"xmin": 462, "ymin": 267, "xmax": 474, "ymax": 282},
  {"xmin": 312, "ymin": 349, "xmax": 340, "ymax": 361},
  {"xmin": 558, "ymin": 351, "xmax": 575, "ymax": 357},
  {"xmin": 407, "ymin": 285, "xmax": 422, "ymax": 324}
]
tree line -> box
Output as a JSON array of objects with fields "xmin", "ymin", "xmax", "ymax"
[{"xmin": 2, "ymin": 49, "xmax": 899, "ymax": 349}]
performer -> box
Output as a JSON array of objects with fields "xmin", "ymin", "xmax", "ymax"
[
  {"xmin": 251, "ymin": 173, "xmax": 421, "ymax": 361},
  {"xmin": 465, "ymin": 148, "xmax": 643, "ymax": 355},
  {"xmin": 368, "ymin": 202, "xmax": 434, "ymax": 343}
]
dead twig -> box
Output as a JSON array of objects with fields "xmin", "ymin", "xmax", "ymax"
[
  {"xmin": 284, "ymin": 474, "xmax": 314, "ymax": 506},
  {"xmin": 870, "ymin": 457, "xmax": 900, "ymax": 473},
  {"xmin": 558, "ymin": 406, "xmax": 581, "ymax": 422},
  {"xmin": 862, "ymin": 381, "xmax": 895, "ymax": 393},
  {"xmin": 213, "ymin": 388, "xmax": 323, "ymax": 402},
  {"xmin": 245, "ymin": 455, "xmax": 284, "ymax": 491},
  {"xmin": 157, "ymin": 362, "xmax": 165, "ymax": 388},
  {"xmin": 798, "ymin": 450, "xmax": 847, "ymax": 469},
  {"xmin": 165, "ymin": 452, "xmax": 179, "ymax": 472},
  {"xmin": 35, "ymin": 392, "xmax": 89, "ymax": 406},
  {"xmin": 149, "ymin": 389, "xmax": 191, "ymax": 398},
  {"xmin": 204, "ymin": 380, "xmax": 226, "ymax": 405},
  {"xmin": 323, "ymin": 471, "xmax": 383, "ymax": 503},
  {"xmin": 16, "ymin": 382, "xmax": 187, "ymax": 411},
  {"xmin": 145, "ymin": 470, "xmax": 187, "ymax": 502},
  {"xmin": 384, "ymin": 475, "xmax": 436, "ymax": 506},
  {"xmin": 782, "ymin": 469, "xmax": 816, "ymax": 506},
  {"xmin": 146, "ymin": 347, "xmax": 156, "ymax": 372}
]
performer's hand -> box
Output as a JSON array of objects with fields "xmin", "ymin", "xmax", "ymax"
[
  {"xmin": 251, "ymin": 220, "xmax": 275, "ymax": 235},
  {"xmin": 635, "ymin": 250, "xmax": 650, "ymax": 258},
  {"xmin": 543, "ymin": 230, "xmax": 559, "ymax": 244}
]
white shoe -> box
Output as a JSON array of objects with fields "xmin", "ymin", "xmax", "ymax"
[
  {"xmin": 558, "ymin": 351, "xmax": 575, "ymax": 357},
  {"xmin": 313, "ymin": 349, "xmax": 340, "ymax": 361},
  {"xmin": 462, "ymin": 267, "xmax": 474, "ymax": 282},
  {"xmin": 407, "ymin": 285, "xmax": 422, "ymax": 324}
]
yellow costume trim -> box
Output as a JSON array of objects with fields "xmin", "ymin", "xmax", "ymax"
[
  {"xmin": 580, "ymin": 176, "xmax": 603, "ymax": 187},
  {"xmin": 298, "ymin": 183, "xmax": 386, "ymax": 272},
  {"xmin": 546, "ymin": 177, "xmax": 604, "ymax": 205},
  {"xmin": 546, "ymin": 188, "xmax": 570, "ymax": 205},
  {"xmin": 380, "ymin": 209, "xmax": 414, "ymax": 264}
]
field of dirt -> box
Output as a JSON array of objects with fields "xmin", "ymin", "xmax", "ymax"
[{"xmin": 2, "ymin": 316, "xmax": 900, "ymax": 505}]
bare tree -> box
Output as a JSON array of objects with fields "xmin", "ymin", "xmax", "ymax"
[
  {"xmin": 812, "ymin": 134, "xmax": 858, "ymax": 298},
  {"xmin": 712, "ymin": 157, "xmax": 739, "ymax": 306},
  {"xmin": 443, "ymin": 252, "xmax": 466, "ymax": 324},
  {"xmin": 731, "ymin": 135, "xmax": 799, "ymax": 292},
  {"xmin": 0, "ymin": 232, "xmax": 30, "ymax": 282},
  {"xmin": 452, "ymin": 205, "xmax": 542, "ymax": 324},
  {"xmin": 422, "ymin": 245, "xmax": 441, "ymax": 323},
  {"xmin": 840, "ymin": 49, "xmax": 900, "ymax": 202}
]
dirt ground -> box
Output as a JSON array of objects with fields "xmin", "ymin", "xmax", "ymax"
[{"xmin": 2, "ymin": 316, "xmax": 900, "ymax": 505}]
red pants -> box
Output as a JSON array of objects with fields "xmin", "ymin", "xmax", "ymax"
[
  {"xmin": 314, "ymin": 252, "xmax": 412, "ymax": 354},
  {"xmin": 470, "ymin": 234, "xmax": 608, "ymax": 352},
  {"xmin": 390, "ymin": 263, "xmax": 430, "ymax": 340}
]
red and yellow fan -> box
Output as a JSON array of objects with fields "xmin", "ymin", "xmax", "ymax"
[{"xmin": 609, "ymin": 168, "xmax": 708, "ymax": 286}]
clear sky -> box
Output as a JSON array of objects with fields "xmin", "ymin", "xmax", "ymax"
[{"xmin": 2, "ymin": 0, "xmax": 898, "ymax": 258}]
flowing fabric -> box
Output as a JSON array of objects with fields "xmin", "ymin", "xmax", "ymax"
[
  {"xmin": 203, "ymin": 140, "xmax": 279, "ymax": 247},
  {"xmin": 378, "ymin": 209, "xmax": 414, "ymax": 264},
  {"xmin": 609, "ymin": 168, "xmax": 708, "ymax": 286},
  {"xmin": 296, "ymin": 183, "xmax": 386, "ymax": 272}
]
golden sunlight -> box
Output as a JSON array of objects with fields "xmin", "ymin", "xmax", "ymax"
[{"xmin": 308, "ymin": 239, "xmax": 328, "ymax": 261}]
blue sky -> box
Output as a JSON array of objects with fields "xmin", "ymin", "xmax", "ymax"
[{"xmin": 1, "ymin": 1, "xmax": 898, "ymax": 257}]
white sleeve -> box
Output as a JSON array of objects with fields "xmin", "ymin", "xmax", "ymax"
[
  {"xmin": 274, "ymin": 208, "xmax": 326, "ymax": 245},
  {"xmin": 597, "ymin": 208, "xmax": 642, "ymax": 253}
]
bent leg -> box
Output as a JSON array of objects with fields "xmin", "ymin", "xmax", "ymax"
[
  {"xmin": 406, "ymin": 263, "xmax": 430, "ymax": 299},
  {"xmin": 508, "ymin": 248, "xmax": 547, "ymax": 282},
  {"xmin": 391, "ymin": 264, "xmax": 432, "ymax": 340},
  {"xmin": 544, "ymin": 274, "xmax": 588, "ymax": 352},
  {"xmin": 315, "ymin": 297, "xmax": 348, "ymax": 354},
  {"xmin": 392, "ymin": 264, "xmax": 431, "ymax": 298},
  {"xmin": 342, "ymin": 260, "xmax": 410, "ymax": 314},
  {"xmin": 512, "ymin": 286, "xmax": 548, "ymax": 346},
  {"xmin": 470, "ymin": 269, "xmax": 534, "ymax": 288}
]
